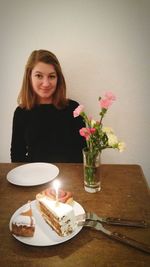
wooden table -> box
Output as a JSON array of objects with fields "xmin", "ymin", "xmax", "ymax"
[{"xmin": 0, "ymin": 163, "xmax": 150, "ymax": 267}]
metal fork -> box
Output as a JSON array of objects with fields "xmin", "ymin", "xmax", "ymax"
[
  {"xmin": 76, "ymin": 212, "xmax": 148, "ymax": 228},
  {"xmin": 78, "ymin": 219, "xmax": 150, "ymax": 254}
]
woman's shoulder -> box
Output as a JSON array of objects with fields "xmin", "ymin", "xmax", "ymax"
[
  {"xmin": 67, "ymin": 99, "xmax": 80, "ymax": 109},
  {"xmin": 14, "ymin": 106, "xmax": 28, "ymax": 114},
  {"xmin": 13, "ymin": 106, "xmax": 30, "ymax": 120},
  {"xmin": 15, "ymin": 106, "xmax": 25, "ymax": 111}
]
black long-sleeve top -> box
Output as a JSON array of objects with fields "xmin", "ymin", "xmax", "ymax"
[{"xmin": 11, "ymin": 100, "xmax": 86, "ymax": 163}]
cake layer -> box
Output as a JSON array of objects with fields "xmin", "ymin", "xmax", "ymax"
[
  {"xmin": 37, "ymin": 196, "xmax": 76, "ymax": 236},
  {"xmin": 11, "ymin": 223, "xmax": 35, "ymax": 237}
]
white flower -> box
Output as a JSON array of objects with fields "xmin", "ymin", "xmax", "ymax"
[
  {"xmin": 107, "ymin": 133, "xmax": 118, "ymax": 146},
  {"xmin": 91, "ymin": 119, "xmax": 96, "ymax": 127},
  {"xmin": 102, "ymin": 126, "xmax": 114, "ymax": 134},
  {"xmin": 118, "ymin": 142, "xmax": 126, "ymax": 152}
]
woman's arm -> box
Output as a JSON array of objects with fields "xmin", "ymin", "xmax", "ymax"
[
  {"xmin": 69, "ymin": 100, "xmax": 86, "ymax": 162},
  {"xmin": 10, "ymin": 107, "xmax": 28, "ymax": 162}
]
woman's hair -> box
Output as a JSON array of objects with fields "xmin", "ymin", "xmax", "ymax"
[{"xmin": 17, "ymin": 49, "xmax": 68, "ymax": 109}]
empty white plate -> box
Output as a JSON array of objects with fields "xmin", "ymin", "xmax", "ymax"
[{"xmin": 7, "ymin": 162, "xmax": 59, "ymax": 186}]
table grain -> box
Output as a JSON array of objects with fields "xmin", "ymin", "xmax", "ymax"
[{"xmin": 0, "ymin": 163, "xmax": 150, "ymax": 267}]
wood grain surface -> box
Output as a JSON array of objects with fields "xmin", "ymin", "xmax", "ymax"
[{"xmin": 0, "ymin": 163, "xmax": 150, "ymax": 267}]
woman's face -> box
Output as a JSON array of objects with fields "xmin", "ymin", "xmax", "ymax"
[{"xmin": 31, "ymin": 62, "xmax": 58, "ymax": 104}]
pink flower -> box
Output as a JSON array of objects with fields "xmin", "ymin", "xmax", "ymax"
[
  {"xmin": 73, "ymin": 105, "xmax": 84, "ymax": 118},
  {"xmin": 99, "ymin": 98, "xmax": 113, "ymax": 109},
  {"xmin": 105, "ymin": 91, "xmax": 116, "ymax": 101},
  {"xmin": 79, "ymin": 128, "xmax": 90, "ymax": 140},
  {"xmin": 99, "ymin": 91, "xmax": 116, "ymax": 109},
  {"xmin": 79, "ymin": 127, "xmax": 96, "ymax": 140},
  {"xmin": 90, "ymin": 128, "xmax": 96, "ymax": 134}
]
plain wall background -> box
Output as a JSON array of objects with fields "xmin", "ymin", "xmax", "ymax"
[{"xmin": 0, "ymin": 0, "xmax": 150, "ymax": 186}]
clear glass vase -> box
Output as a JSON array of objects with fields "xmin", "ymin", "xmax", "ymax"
[{"xmin": 82, "ymin": 148, "xmax": 101, "ymax": 193}]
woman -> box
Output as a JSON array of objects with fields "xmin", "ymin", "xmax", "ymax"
[{"xmin": 11, "ymin": 49, "xmax": 86, "ymax": 163}]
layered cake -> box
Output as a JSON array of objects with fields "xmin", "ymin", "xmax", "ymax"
[
  {"xmin": 11, "ymin": 202, "xmax": 35, "ymax": 237},
  {"xmin": 37, "ymin": 187, "xmax": 73, "ymax": 204},
  {"xmin": 36, "ymin": 194, "xmax": 76, "ymax": 237}
]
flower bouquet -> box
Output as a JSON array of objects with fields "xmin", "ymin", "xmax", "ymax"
[{"xmin": 73, "ymin": 92, "xmax": 125, "ymax": 193}]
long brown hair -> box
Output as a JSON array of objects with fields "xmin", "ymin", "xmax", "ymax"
[{"xmin": 17, "ymin": 50, "xmax": 68, "ymax": 109}]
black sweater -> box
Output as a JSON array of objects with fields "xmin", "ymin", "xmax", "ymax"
[{"xmin": 11, "ymin": 100, "xmax": 86, "ymax": 163}]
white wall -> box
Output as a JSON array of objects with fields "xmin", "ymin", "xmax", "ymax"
[{"xmin": 0, "ymin": 0, "xmax": 150, "ymax": 186}]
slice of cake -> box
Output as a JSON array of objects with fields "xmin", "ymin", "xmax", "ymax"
[
  {"xmin": 11, "ymin": 202, "xmax": 35, "ymax": 237},
  {"xmin": 36, "ymin": 194, "xmax": 76, "ymax": 237},
  {"xmin": 37, "ymin": 187, "xmax": 73, "ymax": 204}
]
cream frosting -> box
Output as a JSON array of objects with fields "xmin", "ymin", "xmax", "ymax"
[
  {"xmin": 38, "ymin": 196, "xmax": 76, "ymax": 236},
  {"xmin": 12, "ymin": 214, "xmax": 35, "ymax": 227}
]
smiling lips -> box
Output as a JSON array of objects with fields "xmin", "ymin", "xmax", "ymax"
[{"xmin": 40, "ymin": 88, "xmax": 52, "ymax": 93}]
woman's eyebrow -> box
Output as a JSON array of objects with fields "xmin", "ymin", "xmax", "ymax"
[{"xmin": 34, "ymin": 71, "xmax": 56, "ymax": 75}]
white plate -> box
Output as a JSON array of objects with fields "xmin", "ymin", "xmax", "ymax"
[
  {"xmin": 7, "ymin": 163, "xmax": 59, "ymax": 186},
  {"xmin": 9, "ymin": 200, "xmax": 85, "ymax": 246}
]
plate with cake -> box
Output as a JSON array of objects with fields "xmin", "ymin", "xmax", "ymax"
[
  {"xmin": 9, "ymin": 188, "xmax": 85, "ymax": 246},
  {"xmin": 7, "ymin": 162, "xmax": 59, "ymax": 186}
]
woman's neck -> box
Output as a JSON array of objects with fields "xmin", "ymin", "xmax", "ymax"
[{"xmin": 38, "ymin": 97, "xmax": 52, "ymax": 104}]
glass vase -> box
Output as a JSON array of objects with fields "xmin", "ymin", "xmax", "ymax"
[{"xmin": 82, "ymin": 148, "xmax": 101, "ymax": 193}]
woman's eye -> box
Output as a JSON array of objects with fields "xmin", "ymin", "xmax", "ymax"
[
  {"xmin": 50, "ymin": 75, "xmax": 56, "ymax": 79},
  {"xmin": 35, "ymin": 74, "xmax": 42, "ymax": 79}
]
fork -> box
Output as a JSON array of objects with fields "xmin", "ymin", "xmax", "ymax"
[
  {"xmin": 76, "ymin": 212, "xmax": 148, "ymax": 228},
  {"xmin": 79, "ymin": 220, "xmax": 150, "ymax": 254}
]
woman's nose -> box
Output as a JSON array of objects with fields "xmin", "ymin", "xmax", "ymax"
[{"xmin": 42, "ymin": 77, "xmax": 50, "ymax": 87}]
